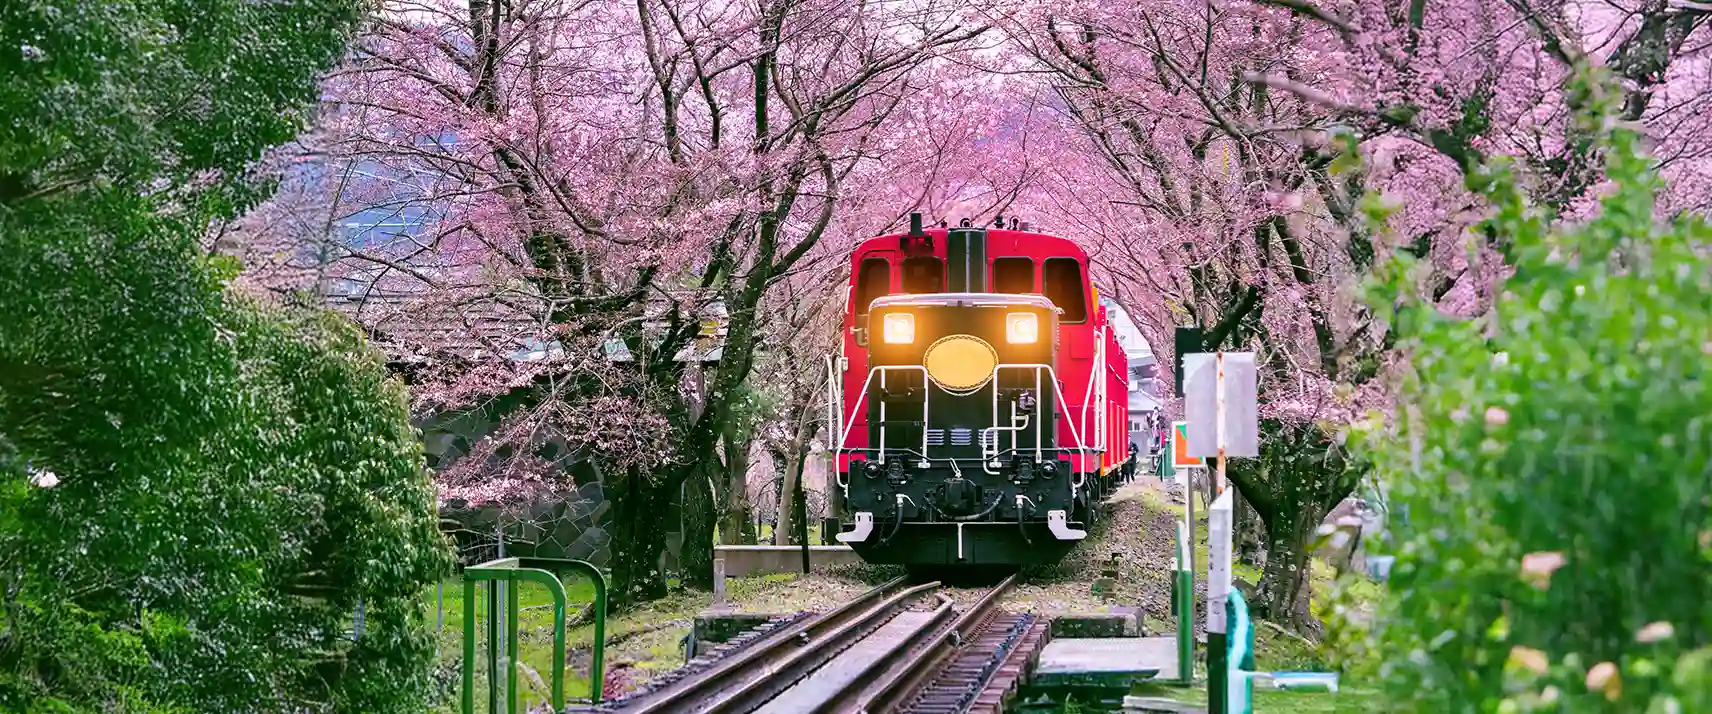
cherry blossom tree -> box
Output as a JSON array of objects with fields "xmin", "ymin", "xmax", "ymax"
[
  {"xmin": 1246, "ymin": 0, "xmax": 1712, "ymax": 311},
  {"xmin": 991, "ymin": 0, "xmax": 1387, "ymax": 627},
  {"xmin": 233, "ymin": 0, "xmax": 1022, "ymax": 600},
  {"xmin": 988, "ymin": 0, "xmax": 1712, "ymax": 629}
]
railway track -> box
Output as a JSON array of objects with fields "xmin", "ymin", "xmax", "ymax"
[
  {"xmin": 592, "ymin": 571, "xmax": 1041, "ymax": 714},
  {"xmin": 800, "ymin": 572, "xmax": 1039, "ymax": 714}
]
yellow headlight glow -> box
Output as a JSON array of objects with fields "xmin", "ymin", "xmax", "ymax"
[
  {"xmin": 924, "ymin": 335, "xmax": 998, "ymax": 393},
  {"xmin": 882, "ymin": 313, "xmax": 915, "ymax": 344},
  {"xmin": 1006, "ymin": 312, "xmax": 1039, "ymax": 344}
]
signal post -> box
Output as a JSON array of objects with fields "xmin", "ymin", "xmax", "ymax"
[{"xmin": 1182, "ymin": 352, "xmax": 1258, "ymax": 714}]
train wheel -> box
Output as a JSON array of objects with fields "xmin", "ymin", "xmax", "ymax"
[{"xmin": 1080, "ymin": 488, "xmax": 1100, "ymax": 530}]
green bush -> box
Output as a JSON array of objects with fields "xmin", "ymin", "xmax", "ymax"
[
  {"xmin": 0, "ymin": 211, "xmax": 452, "ymax": 711},
  {"xmin": 1, "ymin": 1, "xmax": 453, "ymax": 711},
  {"xmin": 1358, "ymin": 68, "xmax": 1712, "ymax": 711}
]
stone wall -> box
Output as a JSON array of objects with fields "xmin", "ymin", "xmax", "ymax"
[
  {"xmin": 438, "ymin": 481, "xmax": 614, "ymax": 567},
  {"xmin": 423, "ymin": 398, "xmax": 837, "ymax": 574}
]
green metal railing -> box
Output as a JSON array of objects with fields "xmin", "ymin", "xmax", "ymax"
[
  {"xmin": 1170, "ymin": 520, "xmax": 1194, "ymax": 685},
  {"xmin": 461, "ymin": 557, "xmax": 607, "ymax": 714}
]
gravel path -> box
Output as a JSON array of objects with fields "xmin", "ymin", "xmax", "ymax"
[{"xmin": 1009, "ymin": 478, "xmax": 1197, "ymax": 627}]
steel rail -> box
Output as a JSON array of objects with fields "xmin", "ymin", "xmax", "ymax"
[
  {"xmin": 695, "ymin": 581, "xmax": 942, "ymax": 714},
  {"xmin": 823, "ymin": 572, "xmax": 1020, "ymax": 714},
  {"xmin": 794, "ymin": 593, "xmax": 957, "ymax": 714},
  {"xmin": 622, "ymin": 575, "xmax": 927, "ymax": 714}
]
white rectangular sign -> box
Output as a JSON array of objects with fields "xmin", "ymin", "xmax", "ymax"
[
  {"xmin": 1183, "ymin": 352, "xmax": 1258, "ymax": 458},
  {"xmin": 1207, "ymin": 489, "xmax": 1235, "ymax": 635}
]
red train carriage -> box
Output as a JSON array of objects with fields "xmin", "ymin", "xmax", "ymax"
[{"xmin": 825, "ymin": 214, "xmax": 1128, "ymax": 569}]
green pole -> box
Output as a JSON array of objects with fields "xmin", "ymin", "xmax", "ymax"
[
  {"xmin": 587, "ymin": 575, "xmax": 604, "ymax": 704},
  {"xmin": 1209, "ymin": 628, "xmax": 1228, "ymax": 714},
  {"xmin": 506, "ymin": 577, "xmax": 519, "ymax": 714},
  {"xmin": 487, "ymin": 581, "xmax": 501, "ymax": 714},
  {"xmin": 1175, "ymin": 523, "xmax": 1193, "ymax": 684},
  {"xmin": 461, "ymin": 581, "xmax": 476, "ymax": 714}
]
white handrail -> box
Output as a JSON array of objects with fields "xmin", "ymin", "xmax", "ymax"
[
  {"xmin": 983, "ymin": 365, "xmax": 1039, "ymax": 461},
  {"xmin": 837, "ymin": 362, "xmax": 1090, "ymax": 470},
  {"xmin": 983, "ymin": 363, "xmax": 1088, "ymax": 462},
  {"xmin": 834, "ymin": 365, "xmax": 932, "ymax": 465},
  {"xmin": 825, "ymin": 354, "xmax": 840, "ymax": 457}
]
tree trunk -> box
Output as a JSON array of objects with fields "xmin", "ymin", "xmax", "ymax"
[
  {"xmin": 719, "ymin": 428, "xmax": 754, "ymax": 545},
  {"xmin": 608, "ymin": 464, "xmax": 672, "ymax": 605},
  {"xmin": 680, "ymin": 462, "xmax": 716, "ymax": 590},
  {"xmin": 1227, "ymin": 422, "xmax": 1358, "ymax": 632},
  {"xmin": 773, "ymin": 420, "xmax": 814, "ymax": 545},
  {"xmin": 1256, "ymin": 497, "xmax": 1311, "ymax": 627},
  {"xmin": 1233, "ymin": 486, "xmax": 1266, "ymax": 569},
  {"xmin": 773, "ymin": 447, "xmax": 798, "ymax": 546}
]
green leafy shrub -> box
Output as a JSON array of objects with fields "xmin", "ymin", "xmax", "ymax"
[
  {"xmin": 1, "ymin": 1, "xmax": 453, "ymax": 711},
  {"xmin": 0, "ymin": 215, "xmax": 452, "ymax": 711},
  {"xmin": 1358, "ymin": 67, "xmax": 1712, "ymax": 711}
]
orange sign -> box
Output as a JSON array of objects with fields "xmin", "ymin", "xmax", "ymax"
[{"xmin": 1171, "ymin": 421, "xmax": 1201, "ymax": 470}]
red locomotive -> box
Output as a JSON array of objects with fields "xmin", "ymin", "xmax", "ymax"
[{"xmin": 826, "ymin": 214, "xmax": 1128, "ymax": 570}]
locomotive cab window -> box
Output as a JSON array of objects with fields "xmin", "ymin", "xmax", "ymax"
[
  {"xmin": 991, "ymin": 257, "xmax": 1034, "ymax": 293},
  {"xmin": 1043, "ymin": 257, "xmax": 1087, "ymax": 323},
  {"xmin": 854, "ymin": 258, "xmax": 890, "ymax": 315},
  {"xmin": 901, "ymin": 256, "xmax": 944, "ymax": 294}
]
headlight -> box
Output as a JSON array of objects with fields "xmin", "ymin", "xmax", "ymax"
[
  {"xmin": 1006, "ymin": 313, "xmax": 1038, "ymax": 344},
  {"xmin": 882, "ymin": 313, "xmax": 915, "ymax": 344}
]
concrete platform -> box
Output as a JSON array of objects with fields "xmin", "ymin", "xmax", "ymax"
[
  {"xmin": 1030, "ymin": 636, "xmax": 1180, "ymax": 689},
  {"xmin": 713, "ymin": 545, "xmax": 864, "ymax": 577},
  {"xmin": 1123, "ymin": 696, "xmax": 1206, "ymax": 713},
  {"xmin": 1051, "ymin": 610, "xmax": 1143, "ymax": 638}
]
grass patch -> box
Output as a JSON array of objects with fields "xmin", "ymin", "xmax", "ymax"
[
  {"xmin": 1157, "ymin": 684, "xmax": 1384, "ymax": 713},
  {"xmin": 716, "ymin": 521, "xmax": 826, "ymax": 545},
  {"xmin": 425, "ymin": 573, "xmax": 716, "ymax": 713}
]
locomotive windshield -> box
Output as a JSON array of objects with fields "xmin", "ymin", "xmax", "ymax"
[
  {"xmin": 854, "ymin": 258, "xmax": 889, "ymax": 315},
  {"xmin": 991, "ymin": 257, "xmax": 1034, "ymax": 293},
  {"xmin": 1043, "ymin": 257, "xmax": 1087, "ymax": 322},
  {"xmin": 900, "ymin": 256, "xmax": 944, "ymax": 293}
]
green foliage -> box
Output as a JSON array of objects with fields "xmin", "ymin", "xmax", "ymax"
[
  {"xmin": 1314, "ymin": 574, "xmax": 1384, "ymax": 684},
  {"xmin": 0, "ymin": 228, "xmax": 453, "ymax": 711},
  {"xmin": 0, "ymin": 0, "xmax": 454, "ymax": 711},
  {"xmin": 1358, "ymin": 66, "xmax": 1712, "ymax": 711},
  {"xmin": 2, "ymin": 0, "xmax": 364, "ymax": 202}
]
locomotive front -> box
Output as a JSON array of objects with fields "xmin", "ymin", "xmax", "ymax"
[{"xmin": 833, "ymin": 224, "xmax": 1094, "ymax": 569}]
